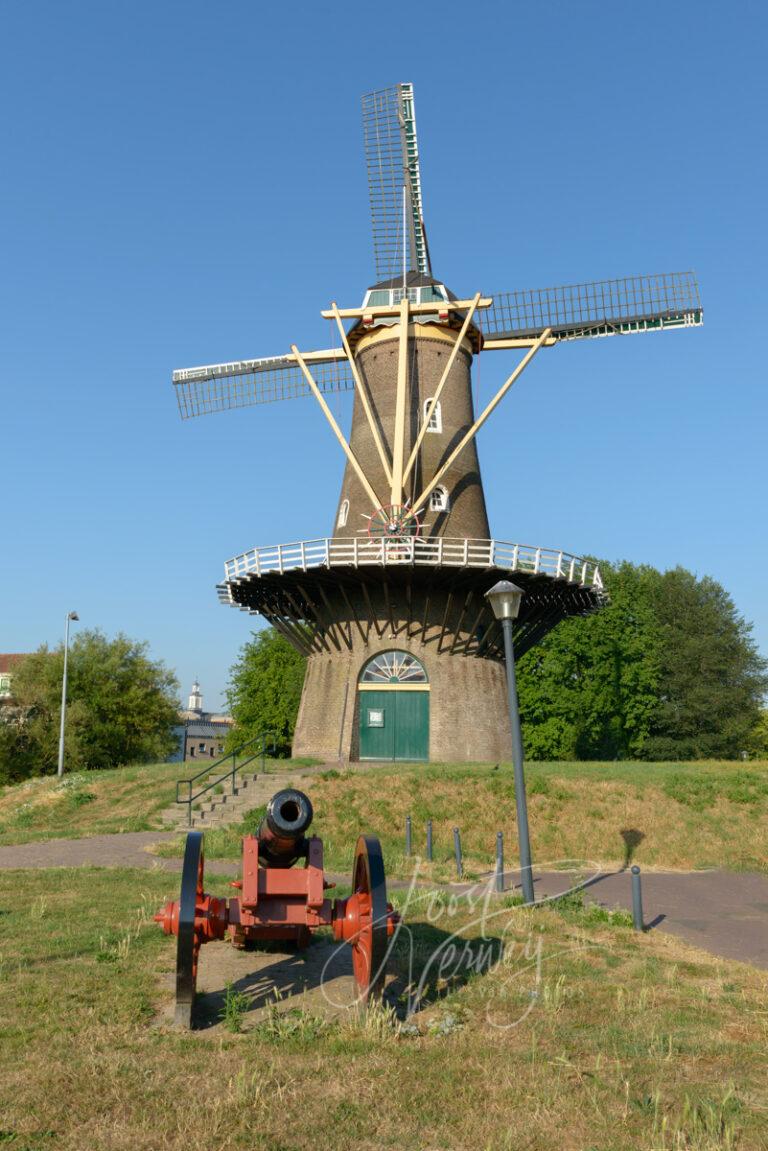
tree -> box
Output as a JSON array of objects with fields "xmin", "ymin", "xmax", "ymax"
[
  {"xmin": 225, "ymin": 628, "xmax": 307, "ymax": 756},
  {"xmin": 747, "ymin": 710, "xmax": 768, "ymax": 758},
  {"xmin": 0, "ymin": 630, "xmax": 180, "ymax": 782},
  {"xmin": 516, "ymin": 561, "xmax": 766, "ymax": 761},
  {"xmin": 516, "ymin": 562, "xmax": 662, "ymax": 760},
  {"xmin": 643, "ymin": 568, "xmax": 767, "ymax": 759}
]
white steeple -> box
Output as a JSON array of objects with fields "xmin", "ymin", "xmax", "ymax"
[{"xmin": 188, "ymin": 680, "xmax": 203, "ymax": 713}]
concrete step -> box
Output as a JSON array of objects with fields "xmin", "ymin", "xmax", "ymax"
[
  {"xmin": 161, "ymin": 769, "xmax": 322, "ymax": 831},
  {"xmin": 159, "ymin": 772, "xmax": 264, "ymax": 824}
]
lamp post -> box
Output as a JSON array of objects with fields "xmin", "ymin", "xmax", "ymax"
[
  {"xmin": 485, "ymin": 580, "xmax": 534, "ymax": 904},
  {"xmin": 57, "ymin": 611, "xmax": 79, "ymax": 778}
]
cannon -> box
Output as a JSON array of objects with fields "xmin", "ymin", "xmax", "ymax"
[{"xmin": 155, "ymin": 788, "xmax": 398, "ymax": 1026}]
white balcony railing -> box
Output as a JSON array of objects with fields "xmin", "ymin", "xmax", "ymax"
[{"xmin": 222, "ymin": 537, "xmax": 603, "ymax": 590}]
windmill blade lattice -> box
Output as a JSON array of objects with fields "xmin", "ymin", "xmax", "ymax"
[
  {"xmin": 481, "ymin": 271, "xmax": 702, "ymax": 343},
  {"xmin": 362, "ymin": 83, "xmax": 430, "ymax": 281},
  {"xmin": 173, "ymin": 355, "xmax": 354, "ymax": 419}
]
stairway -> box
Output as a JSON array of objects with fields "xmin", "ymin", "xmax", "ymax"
[{"xmin": 159, "ymin": 768, "xmax": 319, "ymax": 831}]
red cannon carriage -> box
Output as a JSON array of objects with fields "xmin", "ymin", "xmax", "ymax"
[{"xmin": 155, "ymin": 788, "xmax": 398, "ymax": 1026}]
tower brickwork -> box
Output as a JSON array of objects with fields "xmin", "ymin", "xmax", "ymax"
[
  {"xmin": 292, "ymin": 626, "xmax": 511, "ymax": 763},
  {"xmin": 333, "ymin": 324, "xmax": 490, "ymax": 540}
]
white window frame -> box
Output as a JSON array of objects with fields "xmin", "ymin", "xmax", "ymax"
[
  {"xmin": 361, "ymin": 284, "xmax": 449, "ymax": 309},
  {"xmin": 337, "ymin": 499, "xmax": 349, "ymax": 528},
  {"xmin": 429, "ymin": 485, "xmax": 449, "ymax": 512},
  {"xmin": 423, "ymin": 398, "xmax": 442, "ymax": 434}
]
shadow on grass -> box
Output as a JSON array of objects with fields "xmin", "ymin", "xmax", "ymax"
[
  {"xmin": 620, "ymin": 828, "xmax": 646, "ymax": 869},
  {"xmin": 192, "ymin": 921, "xmax": 503, "ymax": 1029}
]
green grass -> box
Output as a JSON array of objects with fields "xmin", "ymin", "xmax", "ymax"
[
  {"xmin": 0, "ymin": 866, "xmax": 766, "ymax": 1150},
  {"xmin": 220, "ymin": 982, "xmax": 251, "ymax": 1033}
]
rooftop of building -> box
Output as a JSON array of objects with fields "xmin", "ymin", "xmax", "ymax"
[{"xmin": 179, "ymin": 720, "xmax": 230, "ymax": 739}]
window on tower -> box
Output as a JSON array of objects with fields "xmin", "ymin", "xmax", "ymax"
[
  {"xmin": 423, "ymin": 399, "xmax": 442, "ymax": 433},
  {"xmin": 430, "ymin": 486, "xmax": 450, "ymax": 512},
  {"xmin": 337, "ymin": 499, "xmax": 349, "ymax": 528},
  {"xmin": 366, "ymin": 290, "xmax": 390, "ymax": 306}
]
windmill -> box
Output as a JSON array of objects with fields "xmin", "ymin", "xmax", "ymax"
[{"xmin": 173, "ymin": 82, "xmax": 702, "ymax": 764}]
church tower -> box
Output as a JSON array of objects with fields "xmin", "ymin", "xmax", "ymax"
[{"xmin": 187, "ymin": 680, "xmax": 203, "ymax": 714}]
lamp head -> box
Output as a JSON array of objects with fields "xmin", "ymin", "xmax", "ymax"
[
  {"xmin": 68, "ymin": 611, "xmax": 79, "ymax": 621},
  {"xmin": 485, "ymin": 580, "xmax": 525, "ymax": 621}
]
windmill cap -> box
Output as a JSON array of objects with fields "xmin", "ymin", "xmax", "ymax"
[{"xmin": 366, "ymin": 270, "xmax": 458, "ymax": 299}]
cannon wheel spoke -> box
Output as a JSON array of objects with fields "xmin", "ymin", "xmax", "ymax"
[
  {"xmin": 350, "ymin": 835, "xmax": 389, "ymax": 1002},
  {"xmin": 175, "ymin": 830, "xmax": 205, "ymax": 1028}
]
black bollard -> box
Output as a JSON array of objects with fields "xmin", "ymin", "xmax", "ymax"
[
  {"xmin": 453, "ymin": 827, "xmax": 463, "ymax": 879},
  {"xmin": 426, "ymin": 819, "xmax": 433, "ymax": 862},
  {"xmin": 405, "ymin": 815, "xmax": 412, "ymax": 857},
  {"xmin": 495, "ymin": 831, "xmax": 504, "ymax": 893},
  {"xmin": 631, "ymin": 865, "xmax": 645, "ymax": 932}
]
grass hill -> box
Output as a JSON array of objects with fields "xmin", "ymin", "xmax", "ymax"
[
  {"xmin": 154, "ymin": 760, "xmax": 768, "ymax": 879},
  {"xmin": 0, "ymin": 758, "xmax": 307, "ymax": 845},
  {"xmin": 2, "ymin": 759, "xmax": 766, "ymax": 876}
]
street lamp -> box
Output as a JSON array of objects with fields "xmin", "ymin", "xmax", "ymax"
[
  {"xmin": 57, "ymin": 611, "xmax": 79, "ymax": 778},
  {"xmin": 485, "ymin": 580, "xmax": 534, "ymax": 904}
]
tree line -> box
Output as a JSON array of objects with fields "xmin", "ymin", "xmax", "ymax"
[
  {"xmin": 516, "ymin": 562, "xmax": 767, "ymax": 760},
  {"xmin": 227, "ymin": 561, "xmax": 768, "ymax": 761},
  {"xmin": 2, "ymin": 561, "xmax": 765, "ymax": 783}
]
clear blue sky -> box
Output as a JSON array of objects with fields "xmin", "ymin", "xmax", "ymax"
[{"xmin": 2, "ymin": 2, "xmax": 766, "ymax": 710}]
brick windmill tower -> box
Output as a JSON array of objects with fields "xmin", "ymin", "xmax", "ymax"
[{"xmin": 173, "ymin": 83, "xmax": 702, "ymax": 764}]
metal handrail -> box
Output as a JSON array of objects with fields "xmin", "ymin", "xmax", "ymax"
[
  {"xmin": 176, "ymin": 731, "xmax": 277, "ymax": 827},
  {"xmin": 220, "ymin": 536, "xmax": 603, "ymax": 590}
]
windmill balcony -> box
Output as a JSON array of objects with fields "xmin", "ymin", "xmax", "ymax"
[{"xmin": 219, "ymin": 536, "xmax": 603, "ymax": 590}]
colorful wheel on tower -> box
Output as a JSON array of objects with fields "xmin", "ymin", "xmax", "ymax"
[
  {"xmin": 349, "ymin": 835, "xmax": 390, "ymax": 1001},
  {"xmin": 175, "ymin": 830, "xmax": 205, "ymax": 1027},
  {"xmin": 366, "ymin": 504, "xmax": 422, "ymax": 543}
]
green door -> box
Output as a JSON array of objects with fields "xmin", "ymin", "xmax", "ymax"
[
  {"xmin": 359, "ymin": 692, "xmax": 394, "ymax": 760},
  {"xmin": 359, "ymin": 690, "xmax": 429, "ymax": 761},
  {"xmin": 394, "ymin": 691, "xmax": 429, "ymax": 761}
]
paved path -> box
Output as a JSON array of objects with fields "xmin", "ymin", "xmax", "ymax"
[
  {"xmin": 0, "ymin": 831, "xmax": 191, "ymax": 871},
  {"xmin": 0, "ymin": 834, "xmax": 765, "ymax": 970},
  {"xmin": 532, "ymin": 868, "xmax": 768, "ymax": 970}
]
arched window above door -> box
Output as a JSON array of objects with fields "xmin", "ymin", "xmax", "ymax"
[{"xmin": 360, "ymin": 650, "xmax": 428, "ymax": 685}]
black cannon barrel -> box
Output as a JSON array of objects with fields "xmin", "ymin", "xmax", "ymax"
[{"xmin": 257, "ymin": 788, "xmax": 314, "ymax": 867}]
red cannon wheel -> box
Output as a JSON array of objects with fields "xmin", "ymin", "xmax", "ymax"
[
  {"xmin": 175, "ymin": 830, "xmax": 205, "ymax": 1027},
  {"xmin": 350, "ymin": 835, "xmax": 390, "ymax": 1001}
]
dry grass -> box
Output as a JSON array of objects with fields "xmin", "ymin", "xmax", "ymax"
[
  {"xmin": 0, "ymin": 867, "xmax": 766, "ymax": 1150},
  {"xmin": 0, "ymin": 762, "xmax": 182, "ymax": 844},
  {"xmin": 315, "ymin": 761, "xmax": 768, "ymax": 878},
  {"xmin": 4, "ymin": 760, "xmax": 767, "ymax": 880},
  {"xmin": 163, "ymin": 761, "xmax": 768, "ymax": 880},
  {"xmin": 0, "ymin": 757, "xmax": 306, "ymax": 847}
]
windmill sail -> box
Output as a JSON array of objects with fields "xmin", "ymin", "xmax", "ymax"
[
  {"xmin": 173, "ymin": 354, "xmax": 354, "ymax": 419},
  {"xmin": 362, "ymin": 83, "xmax": 431, "ymax": 282},
  {"xmin": 481, "ymin": 271, "xmax": 702, "ymax": 343}
]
